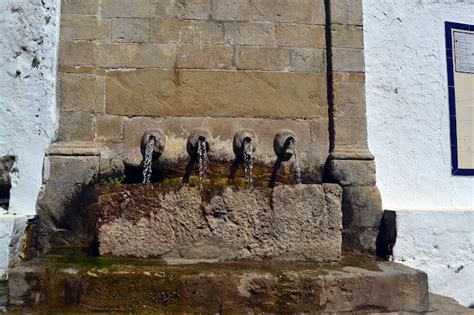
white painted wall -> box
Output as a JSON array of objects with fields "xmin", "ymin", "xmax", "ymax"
[
  {"xmin": 0, "ymin": 0, "xmax": 60, "ymax": 277},
  {"xmin": 364, "ymin": 0, "xmax": 474, "ymax": 307},
  {"xmin": 364, "ymin": 0, "xmax": 473, "ymax": 210}
]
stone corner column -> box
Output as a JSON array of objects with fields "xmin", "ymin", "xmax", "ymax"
[{"xmin": 326, "ymin": 0, "xmax": 383, "ymax": 255}]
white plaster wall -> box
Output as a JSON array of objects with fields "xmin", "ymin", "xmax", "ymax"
[
  {"xmin": 364, "ymin": 0, "xmax": 474, "ymax": 307},
  {"xmin": 364, "ymin": 0, "xmax": 474, "ymax": 210},
  {"xmin": 394, "ymin": 211, "xmax": 474, "ymax": 307},
  {"xmin": 0, "ymin": 0, "xmax": 60, "ymax": 277}
]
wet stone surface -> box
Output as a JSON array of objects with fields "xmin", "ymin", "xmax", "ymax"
[
  {"xmin": 6, "ymin": 248, "xmax": 430, "ymax": 313},
  {"xmin": 96, "ymin": 183, "xmax": 342, "ymax": 262}
]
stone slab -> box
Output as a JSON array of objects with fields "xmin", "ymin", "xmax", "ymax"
[
  {"xmin": 105, "ymin": 69, "xmax": 327, "ymax": 118},
  {"xmin": 96, "ymin": 184, "xmax": 342, "ymax": 262},
  {"xmin": 7, "ymin": 249, "xmax": 430, "ymax": 313}
]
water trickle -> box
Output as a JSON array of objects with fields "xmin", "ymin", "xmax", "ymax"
[
  {"xmin": 290, "ymin": 139, "xmax": 302, "ymax": 184},
  {"xmin": 142, "ymin": 137, "xmax": 155, "ymax": 184},
  {"xmin": 197, "ymin": 137, "xmax": 208, "ymax": 189},
  {"xmin": 243, "ymin": 139, "xmax": 253, "ymax": 186}
]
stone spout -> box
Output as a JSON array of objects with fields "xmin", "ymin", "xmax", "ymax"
[
  {"xmin": 141, "ymin": 129, "xmax": 166, "ymax": 157},
  {"xmin": 233, "ymin": 130, "xmax": 257, "ymax": 157},
  {"xmin": 273, "ymin": 130, "xmax": 297, "ymax": 161},
  {"xmin": 187, "ymin": 129, "xmax": 211, "ymax": 158}
]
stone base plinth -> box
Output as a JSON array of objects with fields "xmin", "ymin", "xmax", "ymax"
[
  {"xmin": 96, "ymin": 184, "xmax": 342, "ymax": 262},
  {"xmin": 7, "ymin": 249, "xmax": 430, "ymax": 313}
]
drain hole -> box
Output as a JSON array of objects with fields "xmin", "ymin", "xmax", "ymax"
[{"xmin": 0, "ymin": 156, "xmax": 15, "ymax": 212}]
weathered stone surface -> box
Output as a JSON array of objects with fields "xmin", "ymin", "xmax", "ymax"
[
  {"xmin": 328, "ymin": 159, "xmax": 376, "ymax": 186},
  {"xmin": 211, "ymin": 0, "xmax": 251, "ymax": 21},
  {"xmin": 252, "ymin": 0, "xmax": 314, "ymax": 24},
  {"xmin": 275, "ymin": 24, "xmax": 325, "ymax": 48},
  {"xmin": 149, "ymin": 18, "xmax": 194, "ymax": 44},
  {"xmin": 176, "ymin": 0, "xmax": 211, "ymax": 20},
  {"xmin": 112, "ymin": 18, "xmax": 149, "ymax": 43},
  {"xmin": 0, "ymin": 280, "xmax": 6, "ymax": 306},
  {"xmin": 102, "ymin": 0, "xmax": 155, "ymax": 18},
  {"xmin": 333, "ymin": 118, "xmax": 368, "ymax": 148},
  {"xmin": 193, "ymin": 21, "xmax": 225, "ymax": 45},
  {"xmin": 236, "ymin": 46, "xmax": 290, "ymax": 71},
  {"xmin": 38, "ymin": 155, "xmax": 100, "ymax": 249},
  {"xmin": 224, "ymin": 22, "xmax": 274, "ymax": 46},
  {"xmin": 176, "ymin": 45, "xmax": 232, "ymax": 69},
  {"xmin": 290, "ymin": 48, "xmax": 325, "ymax": 73},
  {"xmin": 94, "ymin": 115, "xmax": 125, "ymax": 143},
  {"xmin": 105, "ymin": 69, "xmax": 327, "ymax": 118},
  {"xmin": 59, "ymin": 74, "xmax": 104, "ymax": 113},
  {"xmin": 330, "ymin": 0, "xmax": 363, "ymax": 26},
  {"xmin": 60, "ymin": 15, "xmax": 111, "ymax": 41},
  {"xmin": 332, "ymin": 48, "xmax": 365, "ymax": 72},
  {"xmin": 97, "ymin": 43, "xmax": 176, "ymax": 68},
  {"xmin": 332, "ymin": 24, "xmax": 364, "ymax": 48},
  {"xmin": 58, "ymin": 111, "xmax": 94, "ymax": 141},
  {"xmin": 7, "ymin": 250, "xmax": 430, "ymax": 313},
  {"xmin": 59, "ymin": 41, "xmax": 97, "ymax": 66},
  {"xmin": 61, "ymin": 0, "xmax": 98, "ymax": 15},
  {"xmin": 333, "ymin": 73, "xmax": 366, "ymax": 119},
  {"xmin": 97, "ymin": 184, "xmax": 342, "ymax": 262},
  {"xmin": 343, "ymin": 186, "xmax": 382, "ymax": 229}
]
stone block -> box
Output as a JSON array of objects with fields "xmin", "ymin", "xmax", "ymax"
[
  {"xmin": 59, "ymin": 74, "xmax": 104, "ymax": 113},
  {"xmin": 330, "ymin": 0, "xmax": 363, "ymax": 25},
  {"xmin": 236, "ymin": 46, "xmax": 290, "ymax": 71},
  {"xmin": 332, "ymin": 48, "xmax": 365, "ymax": 73},
  {"xmin": 342, "ymin": 186, "xmax": 382, "ymax": 229},
  {"xmin": 251, "ymin": 0, "xmax": 313, "ymax": 23},
  {"xmin": 96, "ymin": 184, "xmax": 342, "ymax": 262},
  {"xmin": 224, "ymin": 22, "xmax": 274, "ymax": 46},
  {"xmin": 95, "ymin": 115, "xmax": 125, "ymax": 143},
  {"xmin": 333, "ymin": 118, "xmax": 368, "ymax": 148},
  {"xmin": 275, "ymin": 24, "xmax": 325, "ymax": 48},
  {"xmin": 342, "ymin": 227, "xmax": 379, "ymax": 254},
  {"xmin": 105, "ymin": 69, "xmax": 327, "ymax": 118},
  {"xmin": 290, "ymin": 48, "xmax": 325, "ymax": 73},
  {"xmin": 332, "ymin": 24, "xmax": 364, "ymax": 49},
  {"xmin": 59, "ymin": 41, "xmax": 97, "ymax": 66},
  {"xmin": 97, "ymin": 43, "xmax": 176, "ymax": 68},
  {"xmin": 176, "ymin": 0, "xmax": 211, "ymax": 20},
  {"xmin": 102, "ymin": 0, "xmax": 155, "ymax": 18},
  {"xmin": 308, "ymin": 118, "xmax": 329, "ymax": 182},
  {"xmin": 177, "ymin": 45, "xmax": 232, "ymax": 69},
  {"xmin": 149, "ymin": 19, "xmax": 194, "ymax": 44},
  {"xmin": 45, "ymin": 156, "xmax": 99, "ymax": 186},
  {"xmin": 193, "ymin": 21, "xmax": 225, "ymax": 45},
  {"xmin": 58, "ymin": 111, "xmax": 94, "ymax": 141},
  {"xmin": 211, "ymin": 0, "xmax": 251, "ymax": 21},
  {"xmin": 60, "ymin": 15, "xmax": 111, "ymax": 41},
  {"xmin": 333, "ymin": 73, "xmax": 365, "ymax": 119},
  {"xmin": 328, "ymin": 159, "xmax": 375, "ymax": 186},
  {"xmin": 61, "ymin": 0, "xmax": 99, "ymax": 15},
  {"xmin": 153, "ymin": 0, "xmax": 176, "ymax": 18},
  {"xmin": 112, "ymin": 18, "xmax": 149, "ymax": 43},
  {"xmin": 312, "ymin": 0, "xmax": 326, "ymax": 25}
]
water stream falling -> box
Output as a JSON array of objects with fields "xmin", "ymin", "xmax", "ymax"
[
  {"xmin": 142, "ymin": 137, "xmax": 155, "ymax": 184},
  {"xmin": 197, "ymin": 137, "xmax": 208, "ymax": 189},
  {"xmin": 243, "ymin": 139, "xmax": 253, "ymax": 186},
  {"xmin": 289, "ymin": 139, "xmax": 302, "ymax": 184}
]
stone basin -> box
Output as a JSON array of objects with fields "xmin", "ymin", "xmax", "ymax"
[
  {"xmin": 96, "ymin": 183, "xmax": 343, "ymax": 262},
  {"xmin": 7, "ymin": 248, "xmax": 430, "ymax": 313}
]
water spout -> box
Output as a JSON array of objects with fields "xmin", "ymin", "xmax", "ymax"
[
  {"xmin": 233, "ymin": 130, "xmax": 257, "ymax": 186},
  {"xmin": 273, "ymin": 131, "xmax": 302, "ymax": 184},
  {"xmin": 187, "ymin": 129, "xmax": 211, "ymax": 188},
  {"xmin": 141, "ymin": 130, "xmax": 166, "ymax": 184}
]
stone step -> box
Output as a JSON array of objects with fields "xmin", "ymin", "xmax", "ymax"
[{"xmin": 7, "ymin": 249, "xmax": 429, "ymax": 313}]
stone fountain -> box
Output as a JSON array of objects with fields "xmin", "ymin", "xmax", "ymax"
[{"xmin": 5, "ymin": 0, "xmax": 431, "ymax": 313}]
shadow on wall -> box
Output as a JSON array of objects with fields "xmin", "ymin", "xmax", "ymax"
[{"xmin": 0, "ymin": 156, "xmax": 16, "ymax": 213}]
